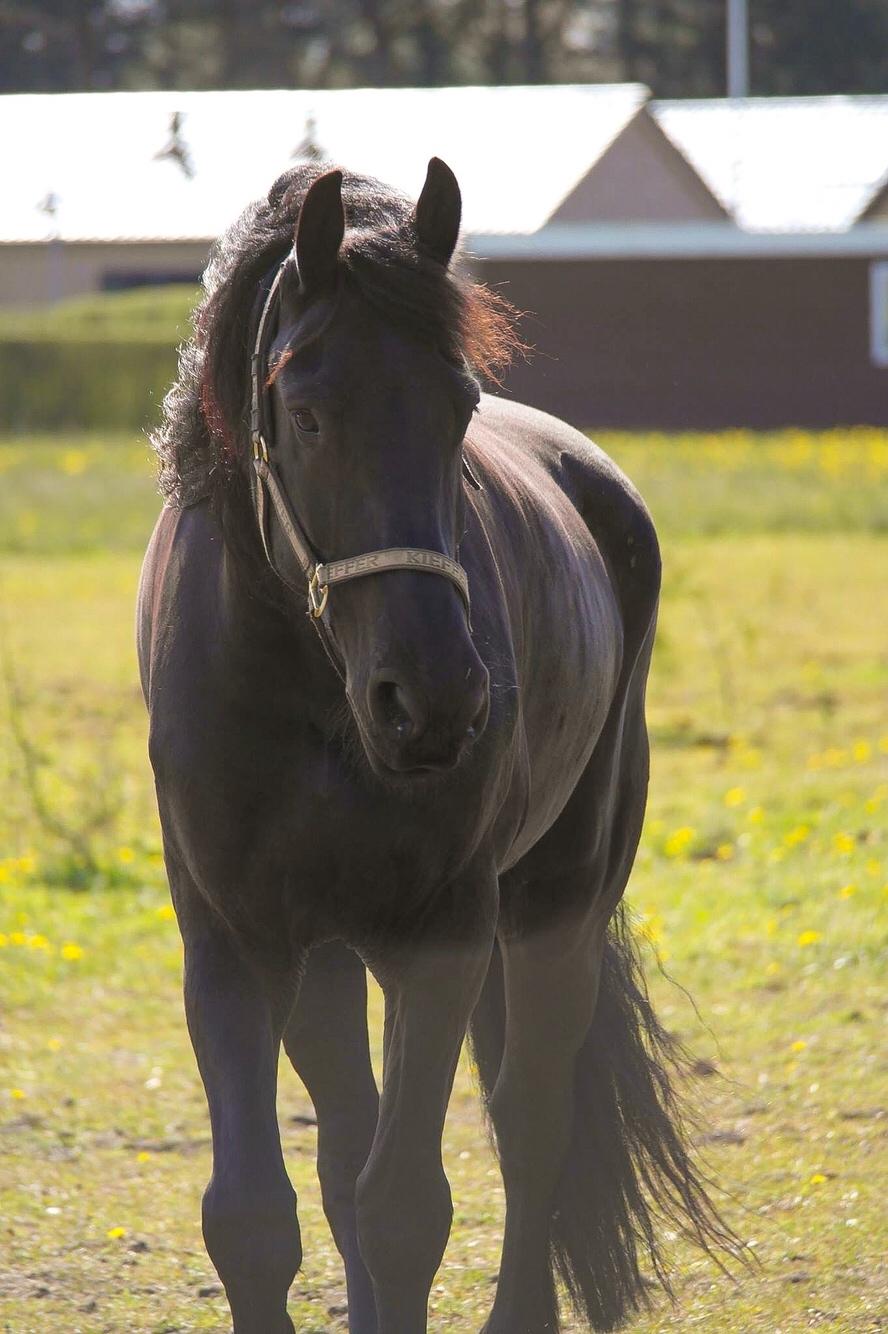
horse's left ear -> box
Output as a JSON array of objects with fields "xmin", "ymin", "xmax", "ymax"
[
  {"xmin": 295, "ymin": 169, "xmax": 345, "ymax": 292},
  {"xmin": 413, "ymin": 157, "xmax": 461, "ymax": 268}
]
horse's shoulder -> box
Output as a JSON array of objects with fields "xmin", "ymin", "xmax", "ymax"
[
  {"xmin": 477, "ymin": 395, "xmax": 658, "ymax": 555},
  {"xmin": 475, "ymin": 394, "xmax": 661, "ymax": 619},
  {"xmin": 138, "ymin": 499, "xmax": 227, "ymax": 715}
]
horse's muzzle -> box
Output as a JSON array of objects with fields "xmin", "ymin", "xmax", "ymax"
[{"xmin": 364, "ymin": 664, "xmax": 489, "ymax": 774}]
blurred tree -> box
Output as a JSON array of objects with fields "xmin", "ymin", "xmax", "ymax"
[
  {"xmin": 609, "ymin": 0, "xmax": 888, "ymax": 97},
  {"xmin": 0, "ymin": 0, "xmax": 885, "ymax": 95},
  {"xmin": 613, "ymin": 0, "xmax": 725, "ymax": 95},
  {"xmin": 751, "ymin": 0, "xmax": 888, "ymax": 96},
  {"xmin": 0, "ymin": 0, "xmax": 153, "ymax": 91}
]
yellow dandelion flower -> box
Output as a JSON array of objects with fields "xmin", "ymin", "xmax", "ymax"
[
  {"xmin": 791, "ymin": 1039, "xmax": 807, "ymax": 1053},
  {"xmin": 747, "ymin": 806, "xmax": 765, "ymax": 825},
  {"xmin": 46, "ymin": 1037, "xmax": 62, "ymax": 1052},
  {"xmin": 784, "ymin": 825, "xmax": 811, "ymax": 848},
  {"xmin": 10, "ymin": 931, "xmax": 26, "ymax": 946},
  {"xmin": 156, "ymin": 904, "xmax": 175, "ymax": 921},
  {"xmin": 852, "ymin": 740, "xmax": 872, "ymax": 764},
  {"xmin": 0, "ymin": 865, "xmax": 10, "ymax": 884},
  {"xmin": 59, "ymin": 449, "xmax": 88, "ymax": 476},
  {"xmin": 809, "ymin": 1173, "xmax": 827, "ymax": 1186},
  {"xmin": 832, "ymin": 832, "xmax": 855, "ymax": 855},
  {"xmin": 106, "ymin": 1227, "xmax": 127, "ymax": 1240},
  {"xmin": 664, "ymin": 826, "xmax": 695, "ymax": 858},
  {"xmin": 838, "ymin": 884, "xmax": 857, "ymax": 899},
  {"xmin": 724, "ymin": 787, "xmax": 746, "ymax": 808},
  {"xmin": 10, "ymin": 1088, "xmax": 25, "ymax": 1100},
  {"xmin": 797, "ymin": 930, "xmax": 822, "ymax": 948},
  {"xmin": 27, "ymin": 934, "xmax": 51, "ymax": 951},
  {"xmin": 637, "ymin": 910, "xmax": 664, "ymax": 945},
  {"xmin": 864, "ymin": 784, "xmax": 887, "ymax": 814},
  {"xmin": 60, "ymin": 942, "xmax": 83, "ymax": 961},
  {"xmin": 865, "ymin": 858, "xmax": 882, "ymax": 878},
  {"xmin": 715, "ymin": 843, "xmax": 734, "ymax": 861},
  {"xmin": 136, "ymin": 1151, "xmax": 151, "ymax": 1163},
  {"xmin": 116, "ymin": 846, "xmax": 135, "ymax": 865}
]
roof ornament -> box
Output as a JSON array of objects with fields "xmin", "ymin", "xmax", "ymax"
[
  {"xmin": 292, "ymin": 112, "xmax": 326, "ymax": 163},
  {"xmin": 37, "ymin": 191, "xmax": 59, "ymax": 220},
  {"xmin": 37, "ymin": 190, "xmax": 61, "ymax": 239},
  {"xmin": 154, "ymin": 111, "xmax": 195, "ymax": 179}
]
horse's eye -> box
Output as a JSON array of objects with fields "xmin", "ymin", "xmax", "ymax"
[{"xmin": 294, "ymin": 409, "xmax": 319, "ymax": 434}]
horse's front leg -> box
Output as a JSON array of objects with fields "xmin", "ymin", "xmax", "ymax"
[
  {"xmin": 356, "ymin": 875, "xmax": 497, "ymax": 1334},
  {"xmin": 177, "ymin": 881, "xmax": 302, "ymax": 1334},
  {"xmin": 283, "ymin": 941, "xmax": 380, "ymax": 1334}
]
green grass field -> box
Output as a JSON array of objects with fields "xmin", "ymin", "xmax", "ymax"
[{"xmin": 1, "ymin": 431, "xmax": 886, "ymax": 1333}]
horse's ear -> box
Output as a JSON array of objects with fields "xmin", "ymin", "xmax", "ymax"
[
  {"xmin": 295, "ymin": 169, "xmax": 345, "ymax": 292},
  {"xmin": 413, "ymin": 157, "xmax": 461, "ymax": 267}
]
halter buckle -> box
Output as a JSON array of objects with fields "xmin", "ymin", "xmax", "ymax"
[{"xmin": 308, "ymin": 568, "xmax": 329, "ymax": 619}]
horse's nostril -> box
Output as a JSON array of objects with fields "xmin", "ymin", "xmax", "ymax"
[{"xmin": 371, "ymin": 677, "xmax": 421, "ymax": 740}]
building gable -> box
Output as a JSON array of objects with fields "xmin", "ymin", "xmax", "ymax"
[
  {"xmin": 547, "ymin": 108, "xmax": 728, "ymax": 225},
  {"xmin": 860, "ymin": 173, "xmax": 888, "ymax": 222}
]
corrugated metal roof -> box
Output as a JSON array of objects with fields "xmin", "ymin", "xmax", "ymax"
[
  {"xmin": 652, "ymin": 95, "xmax": 888, "ymax": 232},
  {"xmin": 0, "ymin": 85, "xmax": 648, "ymax": 244}
]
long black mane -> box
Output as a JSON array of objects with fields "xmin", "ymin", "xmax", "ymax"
[{"xmin": 152, "ymin": 163, "xmax": 520, "ymax": 509}]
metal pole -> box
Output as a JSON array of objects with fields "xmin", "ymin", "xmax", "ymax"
[{"xmin": 726, "ymin": 0, "xmax": 749, "ymax": 98}]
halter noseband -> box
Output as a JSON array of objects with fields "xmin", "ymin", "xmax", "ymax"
[{"xmin": 249, "ymin": 259, "xmax": 473, "ymax": 634}]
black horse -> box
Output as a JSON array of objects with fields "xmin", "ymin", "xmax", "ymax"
[{"xmin": 139, "ymin": 159, "xmax": 738, "ymax": 1333}]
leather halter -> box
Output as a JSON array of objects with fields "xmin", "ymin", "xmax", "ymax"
[{"xmin": 249, "ymin": 259, "xmax": 474, "ymax": 640}]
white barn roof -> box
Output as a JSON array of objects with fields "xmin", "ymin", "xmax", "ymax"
[
  {"xmin": 652, "ymin": 95, "xmax": 888, "ymax": 232},
  {"xmin": 0, "ymin": 85, "xmax": 648, "ymax": 244}
]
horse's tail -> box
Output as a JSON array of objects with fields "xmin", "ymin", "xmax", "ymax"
[{"xmin": 469, "ymin": 905, "xmax": 745, "ymax": 1331}]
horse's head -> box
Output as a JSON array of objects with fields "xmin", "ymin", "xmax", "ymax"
[{"xmin": 260, "ymin": 161, "xmax": 491, "ymax": 779}]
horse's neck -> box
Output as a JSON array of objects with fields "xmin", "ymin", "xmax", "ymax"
[{"xmin": 219, "ymin": 539, "xmax": 345, "ymax": 714}]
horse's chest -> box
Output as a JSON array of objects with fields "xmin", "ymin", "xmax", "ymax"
[{"xmin": 167, "ymin": 721, "xmax": 499, "ymax": 941}]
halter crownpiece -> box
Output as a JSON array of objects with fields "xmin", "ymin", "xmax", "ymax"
[{"xmin": 249, "ymin": 257, "xmax": 473, "ymax": 629}]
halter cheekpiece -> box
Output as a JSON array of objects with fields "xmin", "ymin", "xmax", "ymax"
[{"xmin": 249, "ymin": 258, "xmax": 473, "ymax": 636}]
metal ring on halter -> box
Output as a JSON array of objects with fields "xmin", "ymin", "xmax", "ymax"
[{"xmin": 308, "ymin": 569, "xmax": 329, "ymax": 619}]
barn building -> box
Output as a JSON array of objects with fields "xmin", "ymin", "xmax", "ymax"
[
  {"xmin": 475, "ymin": 95, "xmax": 888, "ymax": 429},
  {"xmin": 1, "ymin": 86, "xmax": 887, "ymax": 428}
]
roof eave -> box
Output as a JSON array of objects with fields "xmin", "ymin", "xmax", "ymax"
[{"xmin": 466, "ymin": 221, "xmax": 888, "ymax": 260}]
